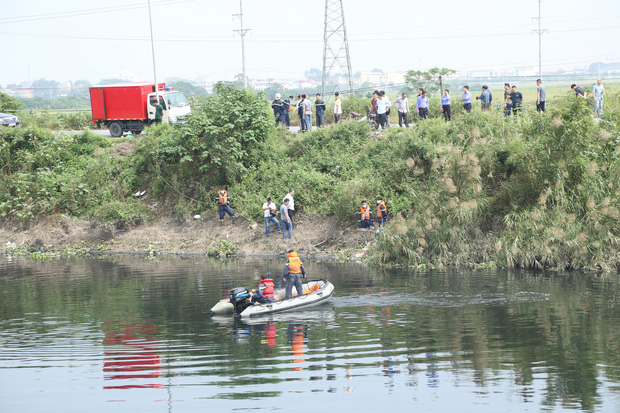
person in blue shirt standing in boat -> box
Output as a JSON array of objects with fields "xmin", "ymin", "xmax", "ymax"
[
  {"xmin": 284, "ymin": 249, "xmax": 306, "ymax": 299},
  {"xmin": 461, "ymin": 86, "xmax": 472, "ymax": 113},
  {"xmin": 592, "ymin": 78, "xmax": 605, "ymax": 118},
  {"xmin": 251, "ymin": 273, "xmax": 276, "ymax": 304},
  {"xmin": 441, "ymin": 89, "xmax": 451, "ymax": 121}
]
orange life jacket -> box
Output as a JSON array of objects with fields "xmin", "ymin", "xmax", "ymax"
[
  {"xmin": 377, "ymin": 200, "xmax": 386, "ymax": 217},
  {"xmin": 360, "ymin": 205, "xmax": 371, "ymax": 220},
  {"xmin": 287, "ymin": 252, "xmax": 302, "ymax": 274},
  {"xmin": 218, "ymin": 190, "xmax": 229, "ymax": 205},
  {"xmin": 259, "ymin": 278, "xmax": 275, "ymax": 298}
]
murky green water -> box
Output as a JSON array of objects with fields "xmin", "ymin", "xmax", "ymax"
[{"xmin": 1, "ymin": 256, "xmax": 619, "ymax": 412}]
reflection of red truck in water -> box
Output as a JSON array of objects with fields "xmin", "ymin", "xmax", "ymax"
[{"xmin": 89, "ymin": 82, "xmax": 191, "ymax": 137}]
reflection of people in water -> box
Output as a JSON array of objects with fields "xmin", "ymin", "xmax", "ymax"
[
  {"xmin": 287, "ymin": 322, "xmax": 306, "ymax": 371},
  {"xmin": 261, "ymin": 323, "xmax": 277, "ymax": 347},
  {"xmin": 102, "ymin": 321, "xmax": 163, "ymax": 389}
]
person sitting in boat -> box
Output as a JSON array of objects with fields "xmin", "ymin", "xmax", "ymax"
[
  {"xmin": 284, "ymin": 249, "xmax": 306, "ymax": 299},
  {"xmin": 250, "ymin": 273, "xmax": 275, "ymax": 304}
]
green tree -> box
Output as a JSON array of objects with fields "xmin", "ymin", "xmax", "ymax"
[
  {"xmin": 153, "ymin": 82, "xmax": 272, "ymax": 185},
  {"xmin": 263, "ymin": 83, "xmax": 286, "ymax": 100},
  {"xmin": 0, "ymin": 92, "xmax": 23, "ymax": 113},
  {"xmin": 32, "ymin": 78, "xmax": 60, "ymax": 98},
  {"xmin": 304, "ymin": 68, "xmax": 322, "ymax": 82},
  {"xmin": 168, "ymin": 81, "xmax": 209, "ymax": 97},
  {"xmin": 405, "ymin": 67, "xmax": 456, "ymax": 94}
]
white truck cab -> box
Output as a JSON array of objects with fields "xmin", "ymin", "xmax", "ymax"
[{"xmin": 147, "ymin": 89, "xmax": 191, "ymax": 124}]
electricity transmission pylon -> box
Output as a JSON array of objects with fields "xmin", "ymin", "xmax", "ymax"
[
  {"xmin": 322, "ymin": 0, "xmax": 354, "ymax": 97},
  {"xmin": 233, "ymin": 0, "xmax": 250, "ymax": 89},
  {"xmin": 532, "ymin": 0, "xmax": 547, "ymax": 79}
]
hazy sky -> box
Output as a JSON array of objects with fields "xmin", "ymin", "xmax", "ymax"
[{"xmin": 1, "ymin": 0, "xmax": 619, "ymax": 85}]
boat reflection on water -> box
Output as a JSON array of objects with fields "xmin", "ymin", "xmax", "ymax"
[
  {"xmin": 212, "ymin": 307, "xmax": 336, "ymax": 371},
  {"xmin": 102, "ymin": 321, "xmax": 164, "ymax": 389}
]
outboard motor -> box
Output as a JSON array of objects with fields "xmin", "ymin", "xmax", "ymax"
[{"xmin": 229, "ymin": 287, "xmax": 252, "ymax": 315}]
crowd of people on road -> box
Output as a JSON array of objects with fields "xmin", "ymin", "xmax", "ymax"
[{"xmin": 270, "ymin": 78, "xmax": 608, "ymax": 130}]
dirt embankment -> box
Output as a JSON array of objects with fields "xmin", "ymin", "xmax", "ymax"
[{"xmin": 0, "ymin": 214, "xmax": 374, "ymax": 257}]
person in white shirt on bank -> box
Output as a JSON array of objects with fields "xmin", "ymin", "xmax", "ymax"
[{"xmin": 262, "ymin": 197, "xmax": 281, "ymax": 237}]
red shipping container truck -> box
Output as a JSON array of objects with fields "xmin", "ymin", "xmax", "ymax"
[{"xmin": 89, "ymin": 82, "xmax": 191, "ymax": 137}]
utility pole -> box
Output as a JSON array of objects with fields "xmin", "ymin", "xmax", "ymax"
[
  {"xmin": 532, "ymin": 0, "xmax": 547, "ymax": 79},
  {"xmin": 147, "ymin": 0, "xmax": 159, "ymax": 97},
  {"xmin": 233, "ymin": 0, "xmax": 250, "ymax": 89},
  {"xmin": 322, "ymin": 0, "xmax": 354, "ymax": 97}
]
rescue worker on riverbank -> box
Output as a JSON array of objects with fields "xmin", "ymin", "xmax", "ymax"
[
  {"xmin": 358, "ymin": 200, "xmax": 374, "ymax": 229},
  {"xmin": 251, "ymin": 273, "xmax": 275, "ymax": 304},
  {"xmin": 284, "ymin": 95, "xmax": 293, "ymax": 127},
  {"xmin": 271, "ymin": 93, "xmax": 287, "ymax": 127},
  {"xmin": 376, "ymin": 197, "xmax": 388, "ymax": 227},
  {"xmin": 216, "ymin": 187, "xmax": 236, "ymax": 226},
  {"xmin": 315, "ymin": 93, "xmax": 326, "ymax": 127},
  {"xmin": 284, "ymin": 249, "xmax": 306, "ymax": 299}
]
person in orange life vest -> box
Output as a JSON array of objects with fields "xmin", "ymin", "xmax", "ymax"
[
  {"xmin": 358, "ymin": 200, "xmax": 374, "ymax": 229},
  {"xmin": 251, "ymin": 273, "xmax": 275, "ymax": 304},
  {"xmin": 376, "ymin": 196, "xmax": 388, "ymax": 227},
  {"xmin": 216, "ymin": 187, "xmax": 235, "ymax": 226},
  {"xmin": 284, "ymin": 249, "xmax": 306, "ymax": 299}
]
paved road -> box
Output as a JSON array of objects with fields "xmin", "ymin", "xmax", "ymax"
[{"xmin": 87, "ymin": 126, "xmax": 316, "ymax": 138}]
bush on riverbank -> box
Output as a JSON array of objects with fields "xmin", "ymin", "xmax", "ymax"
[{"xmin": 0, "ymin": 86, "xmax": 618, "ymax": 271}]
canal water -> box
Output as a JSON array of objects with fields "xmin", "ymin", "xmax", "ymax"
[{"xmin": 1, "ymin": 256, "xmax": 619, "ymax": 412}]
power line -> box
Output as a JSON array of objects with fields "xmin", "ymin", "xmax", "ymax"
[{"xmin": 0, "ymin": 0, "xmax": 198, "ymax": 25}]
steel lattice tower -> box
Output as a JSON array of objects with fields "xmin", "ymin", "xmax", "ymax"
[{"xmin": 322, "ymin": 0, "xmax": 353, "ymax": 97}]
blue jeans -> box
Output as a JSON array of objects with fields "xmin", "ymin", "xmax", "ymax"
[
  {"xmin": 593, "ymin": 98, "xmax": 603, "ymax": 116},
  {"xmin": 282, "ymin": 220, "xmax": 293, "ymax": 239},
  {"xmin": 264, "ymin": 216, "xmax": 281, "ymax": 235},
  {"xmin": 285, "ymin": 274, "xmax": 303, "ymax": 298},
  {"xmin": 305, "ymin": 114, "xmax": 312, "ymax": 130}
]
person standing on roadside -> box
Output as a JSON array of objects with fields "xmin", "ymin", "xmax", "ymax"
[
  {"xmin": 284, "ymin": 95, "xmax": 293, "ymax": 127},
  {"xmin": 154, "ymin": 96, "xmax": 164, "ymax": 123},
  {"xmin": 280, "ymin": 198, "xmax": 292, "ymax": 239},
  {"xmin": 315, "ymin": 93, "xmax": 326, "ymax": 127},
  {"xmin": 592, "ymin": 78, "xmax": 605, "ymax": 117},
  {"xmin": 394, "ymin": 92, "xmax": 410, "ymax": 128},
  {"xmin": 416, "ymin": 89, "xmax": 429, "ymax": 120},
  {"xmin": 461, "ymin": 86, "xmax": 472, "ymax": 113},
  {"xmin": 302, "ymin": 94, "xmax": 313, "ymax": 131},
  {"xmin": 371, "ymin": 90, "xmax": 378, "ymax": 115},
  {"xmin": 262, "ymin": 197, "xmax": 281, "ymax": 237},
  {"xmin": 571, "ymin": 84, "xmax": 587, "ymax": 99},
  {"xmin": 376, "ymin": 91, "xmax": 387, "ymax": 130},
  {"xmin": 441, "ymin": 89, "xmax": 451, "ymax": 121},
  {"xmin": 333, "ymin": 92, "xmax": 342, "ymax": 124},
  {"xmin": 216, "ymin": 187, "xmax": 236, "ymax": 226},
  {"xmin": 476, "ymin": 86, "xmax": 491, "ymax": 111},
  {"xmin": 536, "ymin": 79, "xmax": 546, "ymax": 113},
  {"xmin": 271, "ymin": 93, "xmax": 286, "ymax": 127},
  {"xmin": 283, "ymin": 189, "xmax": 295, "ymax": 224},
  {"xmin": 297, "ymin": 94, "xmax": 306, "ymax": 132},
  {"xmin": 503, "ymin": 82, "xmax": 511, "ymax": 106},
  {"xmin": 382, "ymin": 90, "xmax": 392, "ymax": 127},
  {"xmin": 510, "ymin": 85, "xmax": 523, "ymax": 116}
]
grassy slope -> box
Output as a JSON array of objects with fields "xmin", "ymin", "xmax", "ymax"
[{"xmin": 1, "ymin": 88, "xmax": 618, "ymax": 272}]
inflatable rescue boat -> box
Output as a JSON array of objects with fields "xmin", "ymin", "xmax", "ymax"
[{"xmin": 210, "ymin": 279, "xmax": 334, "ymax": 319}]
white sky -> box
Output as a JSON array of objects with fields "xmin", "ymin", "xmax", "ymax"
[{"xmin": 1, "ymin": 0, "xmax": 619, "ymax": 85}]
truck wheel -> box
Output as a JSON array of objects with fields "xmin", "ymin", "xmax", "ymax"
[
  {"xmin": 131, "ymin": 130, "xmax": 142, "ymax": 135},
  {"xmin": 109, "ymin": 122, "xmax": 123, "ymax": 138}
]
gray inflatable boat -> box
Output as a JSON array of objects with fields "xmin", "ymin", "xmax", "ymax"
[{"xmin": 210, "ymin": 279, "xmax": 334, "ymax": 319}]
